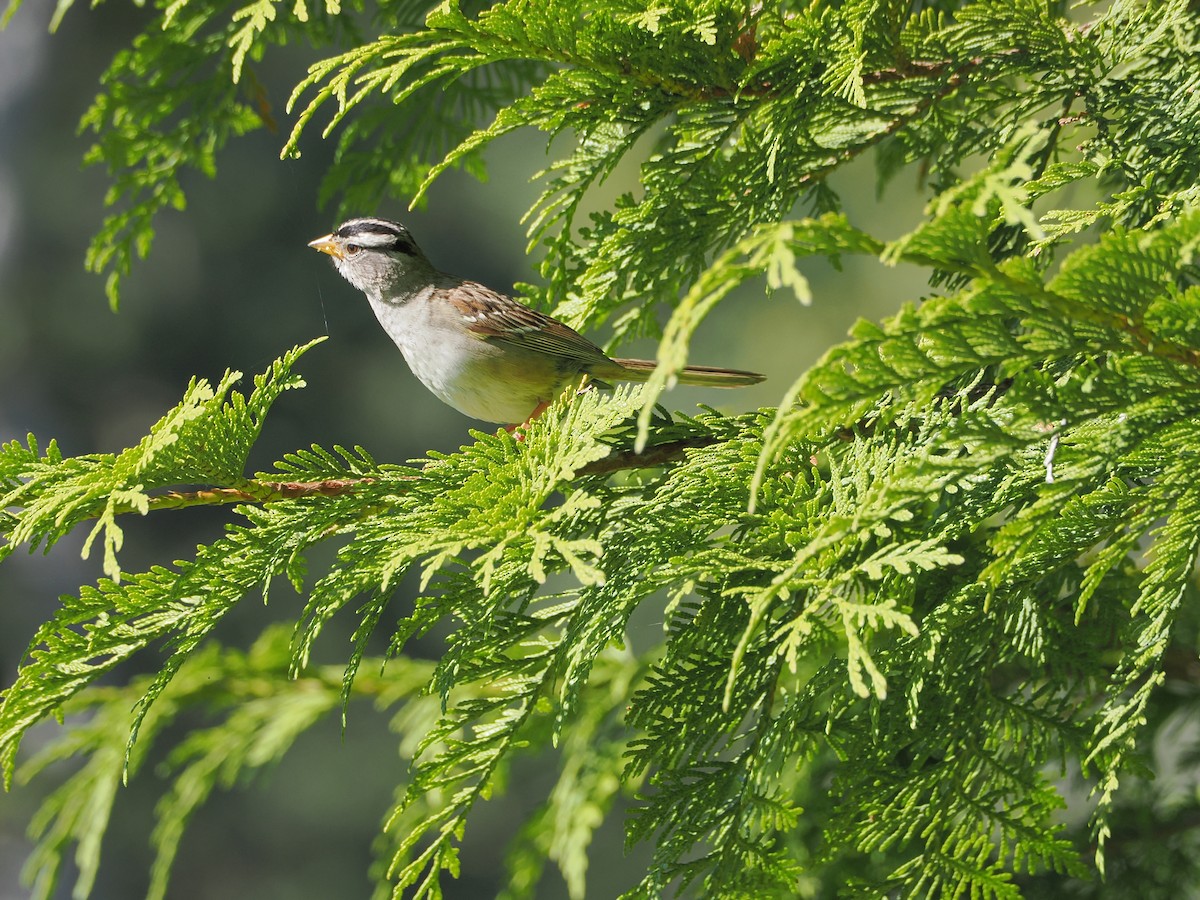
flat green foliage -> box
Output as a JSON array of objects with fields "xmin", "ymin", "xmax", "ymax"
[{"xmin": 4, "ymin": 0, "xmax": 1200, "ymax": 898}]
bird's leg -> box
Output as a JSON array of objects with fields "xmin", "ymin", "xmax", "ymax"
[
  {"xmin": 503, "ymin": 399, "xmax": 554, "ymax": 441},
  {"xmin": 504, "ymin": 376, "xmax": 591, "ymax": 439},
  {"xmin": 526, "ymin": 399, "xmax": 554, "ymax": 422}
]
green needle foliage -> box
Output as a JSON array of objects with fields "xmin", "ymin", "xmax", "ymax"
[{"xmin": 4, "ymin": 0, "xmax": 1200, "ymax": 897}]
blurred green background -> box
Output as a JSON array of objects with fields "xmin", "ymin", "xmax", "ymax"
[{"xmin": 0, "ymin": 4, "xmax": 931, "ymax": 897}]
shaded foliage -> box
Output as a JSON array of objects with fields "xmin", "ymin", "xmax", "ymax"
[{"xmin": 3, "ymin": 1, "xmax": 1200, "ymax": 898}]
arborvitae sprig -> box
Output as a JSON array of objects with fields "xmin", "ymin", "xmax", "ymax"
[
  {"xmin": 5, "ymin": 1, "xmax": 1200, "ymax": 897},
  {"xmin": 0, "ymin": 339, "xmax": 320, "ymax": 581}
]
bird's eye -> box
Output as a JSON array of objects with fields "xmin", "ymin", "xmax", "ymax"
[{"xmin": 344, "ymin": 243, "xmax": 362, "ymax": 256}]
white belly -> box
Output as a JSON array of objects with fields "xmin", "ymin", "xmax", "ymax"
[{"xmin": 368, "ymin": 294, "xmax": 558, "ymax": 424}]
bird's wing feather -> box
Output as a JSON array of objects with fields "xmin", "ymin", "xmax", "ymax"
[{"xmin": 442, "ymin": 281, "xmax": 611, "ymax": 366}]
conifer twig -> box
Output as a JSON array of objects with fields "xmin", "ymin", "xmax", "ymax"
[
  {"xmin": 120, "ymin": 437, "xmax": 722, "ymax": 516},
  {"xmin": 140, "ymin": 479, "xmax": 375, "ymax": 513}
]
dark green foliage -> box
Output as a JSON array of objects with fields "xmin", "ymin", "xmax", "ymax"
[{"xmin": 4, "ymin": 0, "xmax": 1200, "ymax": 898}]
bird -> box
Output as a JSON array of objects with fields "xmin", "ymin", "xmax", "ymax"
[{"xmin": 308, "ymin": 216, "xmax": 764, "ymax": 426}]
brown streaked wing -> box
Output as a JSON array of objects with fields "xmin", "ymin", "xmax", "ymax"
[{"xmin": 441, "ymin": 282, "xmax": 611, "ymax": 365}]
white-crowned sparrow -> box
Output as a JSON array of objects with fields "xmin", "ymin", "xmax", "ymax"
[{"xmin": 308, "ymin": 216, "xmax": 764, "ymax": 425}]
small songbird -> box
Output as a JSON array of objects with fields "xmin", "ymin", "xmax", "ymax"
[{"xmin": 308, "ymin": 217, "xmax": 764, "ymax": 425}]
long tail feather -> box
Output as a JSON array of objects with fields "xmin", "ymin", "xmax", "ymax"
[{"xmin": 609, "ymin": 358, "xmax": 764, "ymax": 387}]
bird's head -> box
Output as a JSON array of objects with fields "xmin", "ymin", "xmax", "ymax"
[{"xmin": 308, "ymin": 217, "xmax": 432, "ymax": 299}]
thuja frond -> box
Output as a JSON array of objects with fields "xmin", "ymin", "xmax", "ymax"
[
  {"xmin": 498, "ymin": 647, "xmax": 638, "ymax": 900},
  {"xmin": 284, "ymin": 2, "xmax": 557, "ymax": 216},
  {"xmin": 758, "ymin": 196, "xmax": 1200, "ymax": 484},
  {"xmin": 1083, "ymin": 423, "xmax": 1200, "ymax": 868},
  {"xmin": 282, "ymin": 0, "xmax": 1200, "ymax": 338},
  {"xmin": 0, "ymin": 339, "xmax": 321, "ymax": 581},
  {"xmin": 733, "ymin": 197, "xmax": 1200, "ymax": 895},
  {"xmin": 53, "ymin": 0, "xmax": 362, "ymax": 307},
  {"xmin": 8, "ymin": 0, "xmax": 1200, "ymax": 897},
  {"xmin": 14, "ymin": 625, "xmax": 434, "ymax": 900},
  {"xmin": 633, "ymin": 215, "xmax": 881, "ymax": 446},
  {"xmin": 1, "ymin": 369, "xmax": 746, "ymax": 892}
]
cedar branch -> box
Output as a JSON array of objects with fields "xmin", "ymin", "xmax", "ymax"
[{"xmin": 115, "ymin": 437, "xmax": 720, "ymax": 516}]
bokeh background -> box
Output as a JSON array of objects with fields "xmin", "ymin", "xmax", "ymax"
[{"xmin": 0, "ymin": 3, "xmax": 931, "ymax": 897}]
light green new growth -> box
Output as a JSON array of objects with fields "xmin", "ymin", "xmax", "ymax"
[{"xmin": 3, "ymin": 1, "xmax": 1200, "ymax": 898}]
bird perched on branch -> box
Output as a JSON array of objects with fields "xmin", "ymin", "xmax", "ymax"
[{"xmin": 309, "ymin": 217, "xmax": 764, "ymax": 426}]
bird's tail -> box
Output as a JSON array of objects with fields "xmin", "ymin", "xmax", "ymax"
[{"xmin": 609, "ymin": 358, "xmax": 765, "ymax": 387}]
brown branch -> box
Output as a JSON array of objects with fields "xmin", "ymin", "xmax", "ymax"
[
  {"xmin": 779, "ymin": 50, "xmax": 1032, "ymax": 191},
  {"xmin": 578, "ymin": 436, "xmax": 718, "ymax": 475},
  {"xmin": 861, "ymin": 49, "xmax": 1025, "ymax": 87},
  {"xmin": 141, "ymin": 478, "xmax": 378, "ymax": 513},
  {"xmin": 986, "ymin": 268, "xmax": 1200, "ymax": 372},
  {"xmin": 121, "ymin": 437, "xmax": 721, "ymax": 517}
]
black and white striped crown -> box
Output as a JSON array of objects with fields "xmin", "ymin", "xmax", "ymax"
[{"xmin": 333, "ymin": 217, "xmax": 420, "ymax": 255}]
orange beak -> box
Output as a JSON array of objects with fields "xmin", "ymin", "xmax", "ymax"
[{"xmin": 307, "ymin": 234, "xmax": 343, "ymax": 259}]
